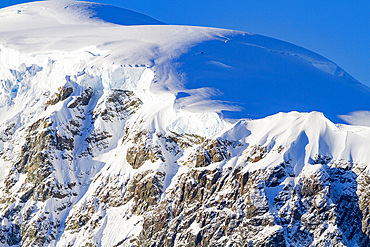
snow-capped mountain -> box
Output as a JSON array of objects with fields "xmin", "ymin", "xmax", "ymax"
[{"xmin": 0, "ymin": 1, "xmax": 369, "ymax": 246}]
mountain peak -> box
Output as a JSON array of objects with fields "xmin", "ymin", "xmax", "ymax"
[
  {"xmin": 0, "ymin": 1, "xmax": 370, "ymax": 246},
  {"xmin": 0, "ymin": 0, "xmax": 164, "ymax": 30}
]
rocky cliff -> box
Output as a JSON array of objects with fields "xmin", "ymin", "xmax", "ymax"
[{"xmin": 0, "ymin": 1, "xmax": 370, "ymax": 246}]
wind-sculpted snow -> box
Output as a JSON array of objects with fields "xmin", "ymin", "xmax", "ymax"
[
  {"xmin": 339, "ymin": 111, "xmax": 370, "ymax": 127},
  {"xmin": 1, "ymin": 1, "xmax": 369, "ymax": 125},
  {"xmin": 0, "ymin": 1, "xmax": 369, "ymax": 246},
  {"xmin": 175, "ymin": 35, "xmax": 370, "ymax": 122},
  {"xmin": 80, "ymin": 2, "xmax": 165, "ymax": 26}
]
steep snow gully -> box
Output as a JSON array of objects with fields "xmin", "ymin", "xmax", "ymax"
[{"xmin": 0, "ymin": 1, "xmax": 369, "ymax": 247}]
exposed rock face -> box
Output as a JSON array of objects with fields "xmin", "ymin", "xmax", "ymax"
[
  {"xmin": 68, "ymin": 87, "xmax": 93, "ymax": 108},
  {"xmin": 0, "ymin": 81, "xmax": 145, "ymax": 246},
  {"xmin": 194, "ymin": 138, "xmax": 233, "ymax": 167},
  {"xmin": 45, "ymin": 86, "xmax": 74, "ymax": 109},
  {"xmin": 133, "ymin": 156, "xmax": 370, "ymax": 247},
  {"xmin": 1, "ymin": 101, "xmax": 370, "ymax": 247},
  {"xmin": 0, "ymin": 66, "xmax": 369, "ymax": 247},
  {"xmin": 93, "ymin": 89, "xmax": 142, "ymax": 121},
  {"xmin": 125, "ymin": 130, "xmax": 165, "ymax": 169},
  {"xmin": 2, "ymin": 1, "xmax": 370, "ymax": 245}
]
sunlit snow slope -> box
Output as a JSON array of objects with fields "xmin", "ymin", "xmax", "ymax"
[{"xmin": 0, "ymin": 0, "xmax": 369, "ymax": 126}]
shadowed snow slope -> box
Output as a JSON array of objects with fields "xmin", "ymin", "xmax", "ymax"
[{"xmin": 175, "ymin": 35, "xmax": 370, "ymax": 123}]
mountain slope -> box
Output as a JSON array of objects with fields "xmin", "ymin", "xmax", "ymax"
[
  {"xmin": 0, "ymin": 0, "xmax": 164, "ymax": 30},
  {"xmin": 0, "ymin": 1, "xmax": 369, "ymax": 247},
  {"xmin": 1, "ymin": 1, "xmax": 369, "ymax": 125}
]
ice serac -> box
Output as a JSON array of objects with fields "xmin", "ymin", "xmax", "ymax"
[{"xmin": 0, "ymin": 1, "xmax": 369, "ymax": 247}]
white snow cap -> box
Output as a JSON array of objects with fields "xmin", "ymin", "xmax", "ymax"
[
  {"xmin": 0, "ymin": 0, "xmax": 369, "ymax": 128},
  {"xmin": 0, "ymin": 0, "xmax": 164, "ymax": 29}
]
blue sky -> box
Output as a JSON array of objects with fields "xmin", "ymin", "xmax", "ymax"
[{"xmin": 1, "ymin": 0, "xmax": 369, "ymax": 86}]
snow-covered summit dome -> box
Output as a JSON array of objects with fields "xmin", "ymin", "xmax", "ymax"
[
  {"xmin": 0, "ymin": 0, "xmax": 164, "ymax": 30},
  {"xmin": 0, "ymin": 0, "xmax": 369, "ymax": 128}
]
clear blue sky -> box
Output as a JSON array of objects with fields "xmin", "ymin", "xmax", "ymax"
[{"xmin": 1, "ymin": 0, "xmax": 369, "ymax": 86}]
